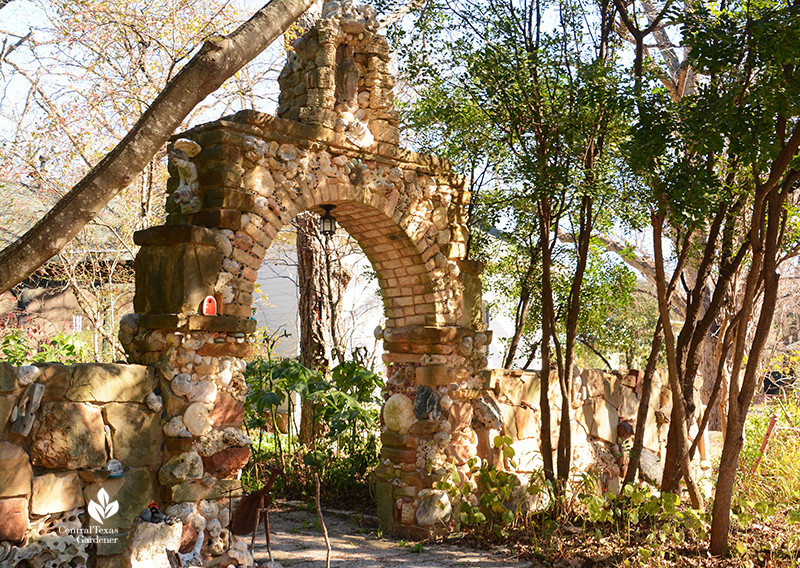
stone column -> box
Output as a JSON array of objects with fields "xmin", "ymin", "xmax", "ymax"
[
  {"xmin": 123, "ymin": 224, "xmax": 257, "ymax": 565},
  {"xmin": 373, "ymin": 322, "xmax": 492, "ymax": 537}
]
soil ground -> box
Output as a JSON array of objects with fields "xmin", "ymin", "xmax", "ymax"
[
  {"xmin": 251, "ymin": 501, "xmax": 533, "ymax": 568},
  {"xmin": 247, "ymin": 411, "xmax": 793, "ymax": 568}
]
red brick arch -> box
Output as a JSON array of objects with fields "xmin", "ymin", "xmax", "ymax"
[{"xmin": 125, "ymin": 1, "xmax": 492, "ymax": 544}]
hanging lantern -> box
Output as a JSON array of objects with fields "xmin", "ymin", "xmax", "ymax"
[{"xmin": 320, "ymin": 204, "xmax": 336, "ymax": 236}]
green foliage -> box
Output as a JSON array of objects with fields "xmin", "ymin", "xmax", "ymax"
[
  {"xmin": 394, "ymin": 0, "xmax": 644, "ymax": 371},
  {"xmin": 579, "ymin": 481, "xmax": 712, "ymax": 564},
  {"xmin": 437, "ymin": 436, "xmax": 547, "ymax": 537},
  {"xmin": 577, "ymin": 281, "xmax": 661, "ymax": 370},
  {"xmin": 734, "ymin": 395, "xmax": 800, "ymax": 526},
  {"xmin": 242, "ymin": 350, "xmax": 383, "ymax": 500},
  {"xmin": 0, "ymin": 328, "xmax": 90, "ymax": 366},
  {"xmin": 580, "ymin": 480, "xmax": 678, "ymax": 528}
]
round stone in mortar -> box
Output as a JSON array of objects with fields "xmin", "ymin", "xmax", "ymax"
[
  {"xmin": 159, "ymin": 450, "xmax": 204, "ymax": 485},
  {"xmin": 171, "ymin": 374, "xmax": 193, "ymax": 397},
  {"xmin": 383, "ymin": 393, "xmax": 414, "ymax": 434},
  {"xmin": 416, "ymin": 490, "xmax": 452, "ymax": 526},
  {"xmin": 189, "ymin": 380, "xmax": 217, "ymax": 404},
  {"xmin": 184, "ymin": 402, "xmax": 213, "ymax": 436},
  {"xmin": 163, "ymin": 416, "xmax": 186, "ymax": 437}
]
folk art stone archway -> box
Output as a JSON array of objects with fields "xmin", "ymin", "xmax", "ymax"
[
  {"xmin": 0, "ymin": 1, "xmax": 707, "ymax": 565},
  {"xmin": 124, "ymin": 0, "xmax": 492, "ymax": 550}
]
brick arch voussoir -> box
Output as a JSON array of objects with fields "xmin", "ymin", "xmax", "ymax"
[
  {"xmin": 304, "ymin": 197, "xmax": 438, "ymax": 331},
  {"xmin": 189, "ymin": 123, "xmax": 469, "ymax": 333}
]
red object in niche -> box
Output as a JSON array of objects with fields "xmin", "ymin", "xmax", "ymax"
[{"xmin": 202, "ymin": 295, "xmax": 217, "ymax": 316}]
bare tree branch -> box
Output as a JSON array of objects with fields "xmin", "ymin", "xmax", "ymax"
[{"xmin": 0, "ymin": 0, "xmax": 318, "ymax": 295}]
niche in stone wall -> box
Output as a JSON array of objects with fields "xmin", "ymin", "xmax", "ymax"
[
  {"xmin": 276, "ymin": 3, "xmax": 399, "ymax": 147},
  {"xmin": 334, "ymin": 44, "xmax": 359, "ymax": 112}
]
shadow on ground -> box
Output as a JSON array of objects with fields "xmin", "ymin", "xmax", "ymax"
[{"xmin": 250, "ymin": 501, "xmax": 532, "ymax": 568}]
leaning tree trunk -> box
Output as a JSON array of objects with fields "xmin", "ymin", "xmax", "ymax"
[
  {"xmin": 710, "ymin": 174, "xmax": 791, "ymax": 554},
  {"xmin": 0, "ymin": 0, "xmax": 319, "ymax": 295},
  {"xmin": 652, "ymin": 213, "xmax": 704, "ymax": 509}
]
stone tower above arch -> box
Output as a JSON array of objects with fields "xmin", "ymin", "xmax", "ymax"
[{"xmin": 123, "ymin": 0, "xmax": 491, "ymax": 544}]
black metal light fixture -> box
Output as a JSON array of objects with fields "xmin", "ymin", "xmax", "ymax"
[{"xmin": 320, "ymin": 204, "xmax": 336, "ymax": 236}]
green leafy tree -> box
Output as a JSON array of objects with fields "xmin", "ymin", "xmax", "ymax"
[
  {"xmin": 397, "ymin": 0, "xmax": 634, "ymax": 487},
  {"xmin": 577, "ymin": 282, "xmax": 661, "ymax": 370},
  {"xmin": 616, "ymin": 0, "xmax": 800, "ymax": 550}
]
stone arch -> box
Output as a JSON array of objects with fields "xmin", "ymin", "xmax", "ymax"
[
  {"xmin": 123, "ymin": 1, "xmax": 491, "ymax": 550},
  {"xmin": 168, "ymin": 113, "xmax": 468, "ymax": 333}
]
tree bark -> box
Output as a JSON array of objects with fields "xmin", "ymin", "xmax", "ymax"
[
  {"xmin": 557, "ymin": 195, "xmax": 593, "ymax": 480},
  {"xmin": 296, "ymin": 213, "xmax": 352, "ymax": 446},
  {"xmin": 297, "ymin": 213, "xmax": 328, "ymax": 447},
  {"xmin": 538, "ymin": 198, "xmax": 555, "ymax": 483},
  {"xmin": 0, "ymin": 0, "xmax": 318, "ymax": 295},
  {"xmin": 297, "ymin": 213, "xmax": 329, "ymax": 371},
  {"xmin": 652, "ymin": 213, "xmax": 703, "ymax": 509},
  {"xmin": 622, "ymin": 321, "xmax": 662, "ymax": 486},
  {"xmin": 710, "ymin": 176, "xmax": 791, "ymax": 554}
]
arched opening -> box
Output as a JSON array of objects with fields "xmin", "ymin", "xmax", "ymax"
[
  {"xmin": 125, "ymin": 5, "xmax": 489, "ymax": 551},
  {"xmin": 252, "ymin": 216, "xmax": 384, "ymax": 366}
]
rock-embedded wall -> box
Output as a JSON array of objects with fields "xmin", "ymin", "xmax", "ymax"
[
  {"xmin": 374, "ymin": 366, "xmax": 711, "ymax": 537},
  {"xmin": 277, "ymin": 1, "xmax": 398, "ymax": 147},
  {"xmin": 0, "ymin": 362, "xmax": 164, "ymax": 567},
  {"xmin": 0, "ymin": 357, "xmax": 251, "ymax": 568},
  {"xmin": 108, "ymin": 0, "xmax": 484, "ymax": 560}
]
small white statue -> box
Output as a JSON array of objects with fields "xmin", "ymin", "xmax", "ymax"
[{"xmin": 170, "ymin": 138, "xmax": 202, "ymax": 214}]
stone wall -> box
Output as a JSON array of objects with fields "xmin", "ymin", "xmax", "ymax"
[
  {"xmin": 0, "ymin": 357, "xmax": 251, "ymax": 568},
  {"xmin": 0, "ymin": 362, "xmax": 155, "ymax": 567},
  {"xmin": 374, "ymin": 366, "xmax": 711, "ymax": 537},
  {"xmin": 1, "ymin": 354, "xmax": 711, "ymax": 565}
]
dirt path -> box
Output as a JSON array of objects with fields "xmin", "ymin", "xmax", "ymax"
[{"xmin": 250, "ymin": 501, "xmax": 533, "ymax": 568}]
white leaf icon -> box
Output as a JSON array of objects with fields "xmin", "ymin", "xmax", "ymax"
[
  {"xmin": 105, "ymin": 500, "xmax": 119, "ymax": 518},
  {"xmin": 98, "ymin": 488, "xmax": 110, "ymax": 508},
  {"xmin": 87, "ymin": 488, "xmax": 119, "ymax": 525},
  {"xmin": 88, "ymin": 500, "xmax": 105, "ymax": 524}
]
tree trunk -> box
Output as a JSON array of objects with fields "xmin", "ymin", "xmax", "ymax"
[
  {"xmin": 652, "ymin": 213, "xmax": 703, "ymax": 509},
  {"xmin": 297, "ymin": 213, "xmax": 329, "ymax": 447},
  {"xmin": 0, "ymin": 0, "xmax": 319, "ymax": 295},
  {"xmin": 297, "ymin": 213, "xmax": 329, "ymax": 372},
  {"xmin": 558, "ymin": 196, "xmax": 593, "ymax": 480},
  {"xmin": 710, "ymin": 178, "xmax": 789, "ymax": 554},
  {"xmin": 623, "ymin": 322, "xmax": 662, "ymax": 486},
  {"xmin": 538, "ymin": 199, "xmax": 555, "ymax": 483},
  {"xmin": 296, "ymin": 213, "xmax": 352, "ymax": 446}
]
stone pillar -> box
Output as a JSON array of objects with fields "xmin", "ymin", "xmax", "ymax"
[
  {"xmin": 373, "ymin": 324, "xmax": 491, "ymax": 537},
  {"xmin": 122, "ymin": 224, "xmax": 257, "ymax": 566}
]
